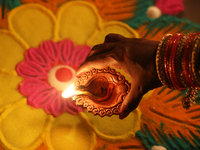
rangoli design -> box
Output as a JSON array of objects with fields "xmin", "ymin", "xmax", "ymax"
[
  {"xmin": 0, "ymin": 0, "xmax": 200, "ymax": 150},
  {"xmin": 17, "ymin": 39, "xmax": 90, "ymax": 117}
]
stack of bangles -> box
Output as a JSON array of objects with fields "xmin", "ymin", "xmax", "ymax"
[{"xmin": 156, "ymin": 32, "xmax": 200, "ymax": 109}]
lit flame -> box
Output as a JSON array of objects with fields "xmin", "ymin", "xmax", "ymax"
[{"xmin": 62, "ymin": 83, "xmax": 76, "ymax": 98}]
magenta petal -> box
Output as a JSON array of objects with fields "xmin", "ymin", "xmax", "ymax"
[
  {"xmin": 44, "ymin": 93, "xmax": 67, "ymax": 117},
  {"xmin": 27, "ymin": 87, "xmax": 67, "ymax": 117},
  {"xmin": 74, "ymin": 45, "xmax": 91, "ymax": 66},
  {"xmin": 17, "ymin": 61, "xmax": 47, "ymax": 79},
  {"xmin": 65, "ymin": 98, "xmax": 84, "ymax": 115},
  {"xmin": 27, "ymin": 87, "xmax": 55, "ymax": 107},
  {"xmin": 50, "ymin": 95, "xmax": 64, "ymax": 117},
  {"xmin": 25, "ymin": 47, "xmax": 51, "ymax": 70},
  {"xmin": 39, "ymin": 41, "xmax": 60, "ymax": 64},
  {"xmin": 19, "ymin": 74, "xmax": 83, "ymax": 117},
  {"xmin": 58, "ymin": 39, "xmax": 91, "ymax": 66},
  {"xmin": 19, "ymin": 79, "xmax": 50, "ymax": 96},
  {"xmin": 59, "ymin": 39, "xmax": 75, "ymax": 65}
]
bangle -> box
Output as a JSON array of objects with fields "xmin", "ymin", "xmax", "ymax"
[
  {"xmin": 182, "ymin": 33, "xmax": 196, "ymax": 88},
  {"xmin": 157, "ymin": 32, "xmax": 200, "ymax": 110},
  {"xmin": 164, "ymin": 34, "xmax": 178, "ymax": 88},
  {"xmin": 156, "ymin": 34, "xmax": 172, "ymax": 88},
  {"xmin": 170, "ymin": 33, "xmax": 185, "ymax": 90},
  {"xmin": 191, "ymin": 33, "xmax": 200, "ymax": 87},
  {"xmin": 182, "ymin": 33, "xmax": 200, "ymax": 109},
  {"xmin": 176, "ymin": 34, "xmax": 188, "ymax": 89}
]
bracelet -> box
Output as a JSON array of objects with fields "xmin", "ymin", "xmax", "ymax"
[
  {"xmin": 165, "ymin": 34, "xmax": 179, "ymax": 89},
  {"xmin": 176, "ymin": 34, "xmax": 188, "ymax": 89},
  {"xmin": 156, "ymin": 34, "xmax": 172, "ymax": 88},
  {"xmin": 156, "ymin": 32, "xmax": 200, "ymax": 109},
  {"xmin": 182, "ymin": 33, "xmax": 196, "ymax": 88},
  {"xmin": 191, "ymin": 33, "xmax": 200, "ymax": 87},
  {"xmin": 170, "ymin": 33, "xmax": 185, "ymax": 90}
]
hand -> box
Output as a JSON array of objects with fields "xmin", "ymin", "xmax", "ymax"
[{"xmin": 76, "ymin": 33, "xmax": 162, "ymax": 119}]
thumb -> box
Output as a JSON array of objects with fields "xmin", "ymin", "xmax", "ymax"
[
  {"xmin": 104, "ymin": 33, "xmax": 126, "ymax": 43},
  {"xmin": 119, "ymin": 83, "xmax": 143, "ymax": 119}
]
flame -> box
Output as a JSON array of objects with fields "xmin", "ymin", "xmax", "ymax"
[{"xmin": 62, "ymin": 83, "xmax": 76, "ymax": 98}]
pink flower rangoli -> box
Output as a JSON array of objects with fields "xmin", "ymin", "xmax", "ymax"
[
  {"xmin": 16, "ymin": 39, "xmax": 91, "ymax": 117},
  {"xmin": 156, "ymin": 0, "xmax": 184, "ymax": 15}
]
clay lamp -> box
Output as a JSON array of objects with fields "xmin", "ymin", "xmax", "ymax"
[{"xmin": 62, "ymin": 67, "xmax": 131, "ymax": 117}]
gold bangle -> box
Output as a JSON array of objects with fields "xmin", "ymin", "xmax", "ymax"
[
  {"xmin": 156, "ymin": 34, "xmax": 173, "ymax": 88},
  {"xmin": 176, "ymin": 34, "xmax": 188, "ymax": 88},
  {"xmin": 191, "ymin": 34, "xmax": 200, "ymax": 87}
]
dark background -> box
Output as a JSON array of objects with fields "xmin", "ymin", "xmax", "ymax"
[{"xmin": 177, "ymin": 0, "xmax": 200, "ymax": 24}]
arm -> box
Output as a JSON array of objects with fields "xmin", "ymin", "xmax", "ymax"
[{"xmin": 76, "ymin": 32, "xmax": 200, "ymax": 119}]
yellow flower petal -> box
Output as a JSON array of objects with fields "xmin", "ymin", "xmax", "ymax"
[
  {"xmin": 46, "ymin": 113, "xmax": 96, "ymax": 150},
  {"xmin": 143, "ymin": 89, "xmax": 155, "ymax": 100},
  {"xmin": 57, "ymin": 1, "xmax": 101, "ymax": 45},
  {"xmin": 0, "ymin": 99, "xmax": 50, "ymax": 150},
  {"xmin": 87, "ymin": 21, "xmax": 139, "ymax": 46},
  {"xmin": 0, "ymin": 30, "xmax": 27, "ymax": 71},
  {"xmin": 0, "ymin": 71, "xmax": 23, "ymax": 106},
  {"xmin": 80, "ymin": 109, "xmax": 141, "ymax": 142},
  {"xmin": 8, "ymin": 4, "xmax": 57, "ymax": 48}
]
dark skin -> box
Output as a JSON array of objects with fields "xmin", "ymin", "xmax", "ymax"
[{"xmin": 76, "ymin": 33, "xmax": 162, "ymax": 119}]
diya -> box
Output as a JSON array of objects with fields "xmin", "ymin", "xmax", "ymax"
[{"xmin": 73, "ymin": 67, "xmax": 131, "ymax": 117}]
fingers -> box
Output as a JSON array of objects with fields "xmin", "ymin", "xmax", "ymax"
[
  {"xmin": 87, "ymin": 43, "xmax": 115, "ymax": 58},
  {"xmin": 76, "ymin": 42, "xmax": 119, "ymax": 76},
  {"xmin": 104, "ymin": 33, "xmax": 126, "ymax": 43},
  {"xmin": 78, "ymin": 34, "xmax": 125, "ymax": 73},
  {"xmin": 76, "ymin": 53, "xmax": 116, "ymax": 76},
  {"xmin": 119, "ymin": 82, "xmax": 143, "ymax": 119},
  {"xmin": 89, "ymin": 33, "xmax": 125, "ymax": 58}
]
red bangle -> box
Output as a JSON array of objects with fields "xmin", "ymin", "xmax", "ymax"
[
  {"xmin": 182, "ymin": 33, "xmax": 196, "ymax": 88},
  {"xmin": 170, "ymin": 33, "xmax": 185, "ymax": 90},
  {"xmin": 165, "ymin": 34, "xmax": 179, "ymax": 88},
  {"xmin": 176, "ymin": 34, "xmax": 188, "ymax": 89}
]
